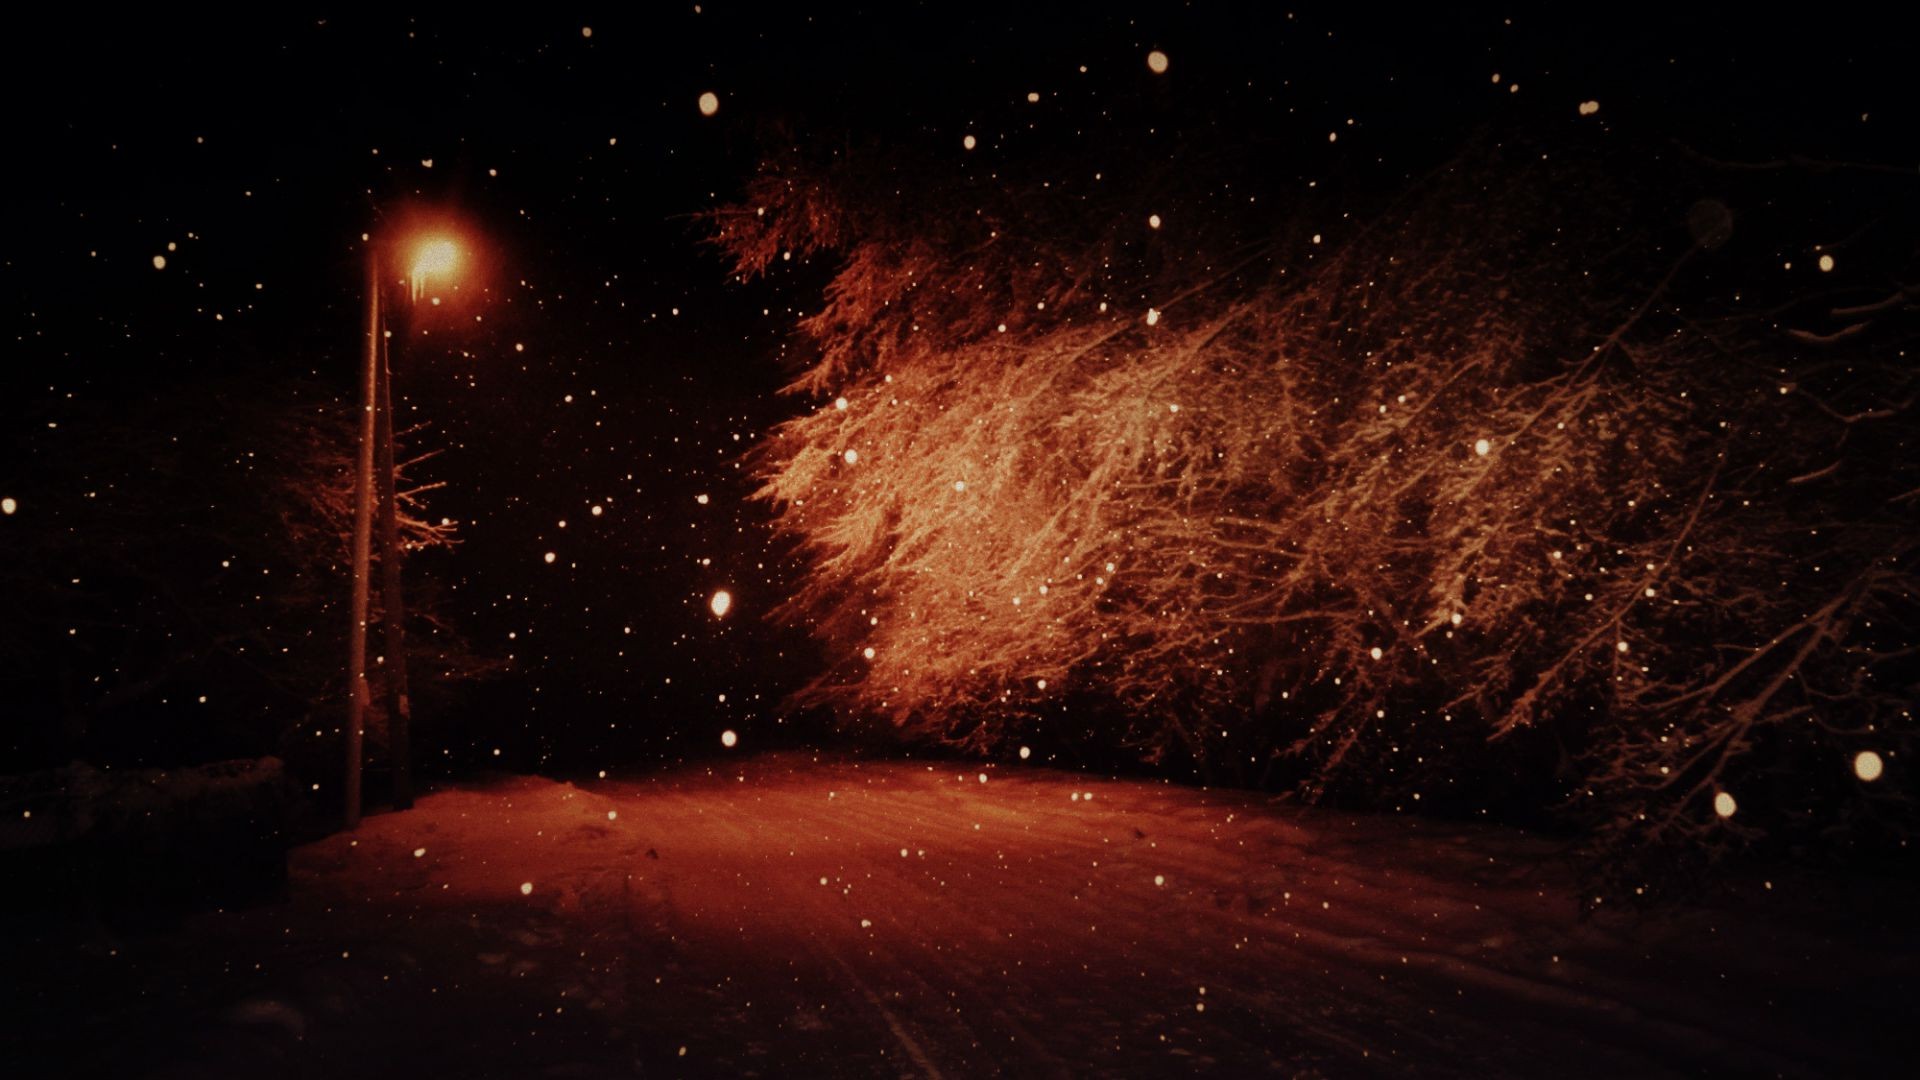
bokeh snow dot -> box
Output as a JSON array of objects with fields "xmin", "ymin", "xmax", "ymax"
[{"xmin": 1854, "ymin": 750, "xmax": 1883, "ymax": 782}]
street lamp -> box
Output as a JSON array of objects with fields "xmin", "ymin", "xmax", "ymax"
[
  {"xmin": 344, "ymin": 229, "xmax": 463, "ymax": 828},
  {"xmin": 409, "ymin": 238, "xmax": 459, "ymax": 301}
]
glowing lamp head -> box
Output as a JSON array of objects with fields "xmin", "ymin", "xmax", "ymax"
[
  {"xmin": 408, "ymin": 237, "xmax": 460, "ymax": 300},
  {"xmin": 710, "ymin": 589, "xmax": 732, "ymax": 617}
]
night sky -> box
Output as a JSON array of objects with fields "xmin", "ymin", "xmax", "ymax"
[{"xmin": 5, "ymin": 6, "xmax": 1908, "ymax": 772}]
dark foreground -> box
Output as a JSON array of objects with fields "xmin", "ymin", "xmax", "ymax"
[{"xmin": 6, "ymin": 753, "xmax": 1913, "ymax": 1077}]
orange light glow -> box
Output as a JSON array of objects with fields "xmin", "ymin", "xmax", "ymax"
[{"xmin": 409, "ymin": 238, "xmax": 460, "ymax": 301}]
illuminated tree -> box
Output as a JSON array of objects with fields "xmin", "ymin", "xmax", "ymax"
[{"xmin": 712, "ymin": 135, "xmax": 1915, "ymax": 877}]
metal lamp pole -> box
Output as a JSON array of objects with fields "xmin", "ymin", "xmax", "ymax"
[
  {"xmin": 375, "ymin": 309, "xmax": 414, "ymax": 811},
  {"xmin": 345, "ymin": 231, "xmax": 451, "ymax": 825},
  {"xmin": 344, "ymin": 244, "xmax": 380, "ymax": 828}
]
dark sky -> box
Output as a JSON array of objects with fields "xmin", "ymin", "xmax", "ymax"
[{"xmin": 3, "ymin": 5, "xmax": 1907, "ymax": 770}]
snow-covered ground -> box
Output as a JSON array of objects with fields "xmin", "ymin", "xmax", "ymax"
[{"xmin": 9, "ymin": 753, "xmax": 1912, "ymax": 1077}]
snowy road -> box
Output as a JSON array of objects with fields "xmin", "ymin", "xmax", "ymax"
[{"xmin": 11, "ymin": 753, "xmax": 1911, "ymax": 1077}]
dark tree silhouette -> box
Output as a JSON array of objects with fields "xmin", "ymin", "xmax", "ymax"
[
  {"xmin": 2, "ymin": 373, "xmax": 495, "ymax": 772},
  {"xmin": 710, "ymin": 132, "xmax": 1916, "ymax": 883}
]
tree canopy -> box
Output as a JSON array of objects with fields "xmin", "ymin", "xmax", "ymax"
[{"xmin": 710, "ymin": 130, "xmax": 1918, "ymax": 883}]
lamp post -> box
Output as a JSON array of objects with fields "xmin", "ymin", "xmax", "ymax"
[
  {"xmin": 344, "ymin": 232, "xmax": 460, "ymax": 828},
  {"xmin": 344, "ymin": 245, "xmax": 380, "ymax": 829}
]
